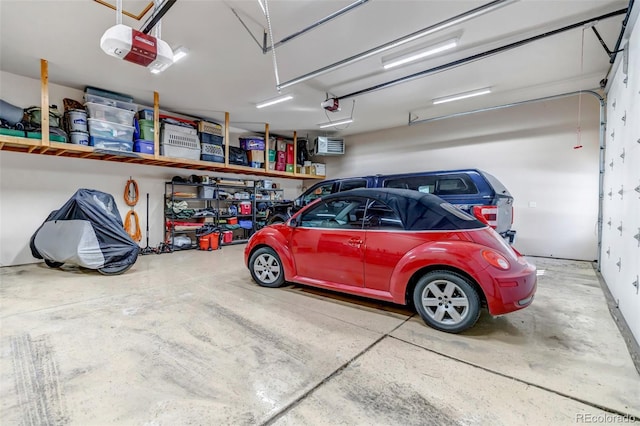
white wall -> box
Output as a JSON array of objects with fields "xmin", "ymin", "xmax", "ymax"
[
  {"xmin": 0, "ymin": 71, "xmax": 305, "ymax": 266},
  {"xmin": 325, "ymin": 95, "xmax": 601, "ymax": 261},
  {"xmin": 601, "ymin": 13, "xmax": 640, "ymax": 344}
]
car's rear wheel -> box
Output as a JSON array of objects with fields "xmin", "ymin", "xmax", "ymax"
[
  {"xmin": 97, "ymin": 263, "xmax": 133, "ymax": 275},
  {"xmin": 413, "ymin": 271, "xmax": 481, "ymax": 333},
  {"xmin": 44, "ymin": 259, "xmax": 63, "ymax": 268},
  {"xmin": 249, "ymin": 247, "xmax": 285, "ymax": 288}
]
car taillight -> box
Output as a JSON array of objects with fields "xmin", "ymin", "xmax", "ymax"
[
  {"xmin": 473, "ymin": 205, "xmax": 498, "ymax": 228},
  {"xmin": 482, "ymin": 250, "xmax": 510, "ymax": 270}
]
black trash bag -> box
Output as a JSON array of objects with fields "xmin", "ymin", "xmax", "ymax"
[
  {"xmin": 297, "ymin": 138, "xmax": 310, "ymax": 165},
  {"xmin": 229, "ymin": 146, "xmax": 248, "ymax": 166},
  {"xmin": 30, "ymin": 189, "xmax": 139, "ymax": 275}
]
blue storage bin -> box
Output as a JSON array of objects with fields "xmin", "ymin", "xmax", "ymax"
[
  {"xmin": 90, "ymin": 136, "xmax": 133, "ymax": 152},
  {"xmin": 134, "ymin": 139, "xmax": 154, "ymax": 154},
  {"xmin": 201, "ymin": 141, "xmax": 224, "ymax": 163},
  {"xmin": 200, "ymin": 133, "xmax": 224, "ymax": 144}
]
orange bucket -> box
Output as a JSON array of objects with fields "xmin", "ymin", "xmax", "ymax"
[
  {"xmin": 199, "ymin": 232, "xmax": 219, "ymax": 251},
  {"xmin": 208, "ymin": 232, "xmax": 220, "ymax": 250}
]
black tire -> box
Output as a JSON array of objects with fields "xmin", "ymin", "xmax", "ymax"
[
  {"xmin": 413, "ymin": 271, "xmax": 481, "ymax": 333},
  {"xmin": 97, "ymin": 263, "xmax": 134, "ymax": 276},
  {"xmin": 267, "ymin": 215, "xmax": 288, "ymax": 225},
  {"xmin": 44, "ymin": 259, "xmax": 64, "ymax": 268},
  {"xmin": 249, "ymin": 247, "xmax": 285, "ymax": 288}
]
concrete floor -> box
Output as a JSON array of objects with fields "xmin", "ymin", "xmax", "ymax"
[{"xmin": 0, "ymin": 247, "xmax": 638, "ymax": 425}]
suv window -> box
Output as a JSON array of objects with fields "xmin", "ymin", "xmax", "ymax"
[
  {"xmin": 383, "ymin": 174, "xmax": 478, "ymax": 195},
  {"xmin": 384, "ymin": 176, "xmax": 436, "ymax": 193},
  {"xmin": 302, "ymin": 182, "xmax": 334, "ymax": 205},
  {"xmin": 339, "ymin": 179, "xmax": 368, "ymax": 192},
  {"xmin": 436, "ymin": 176, "xmax": 477, "ymax": 195}
]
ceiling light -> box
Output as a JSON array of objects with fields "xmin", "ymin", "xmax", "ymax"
[
  {"xmin": 382, "ymin": 39, "xmax": 458, "ymax": 70},
  {"xmin": 318, "ymin": 118, "xmax": 353, "ymax": 128},
  {"xmin": 432, "ymin": 88, "xmax": 491, "ymax": 105},
  {"xmin": 257, "ymin": 0, "xmax": 266, "ymax": 15},
  {"xmin": 256, "ymin": 94, "xmax": 293, "ymax": 109},
  {"xmin": 172, "ymin": 46, "xmax": 189, "ymax": 63}
]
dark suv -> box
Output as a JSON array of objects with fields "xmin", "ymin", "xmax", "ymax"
[{"xmin": 267, "ymin": 169, "xmax": 516, "ymax": 242}]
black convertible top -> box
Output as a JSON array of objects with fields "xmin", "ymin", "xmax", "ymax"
[{"xmin": 322, "ymin": 188, "xmax": 486, "ymax": 231}]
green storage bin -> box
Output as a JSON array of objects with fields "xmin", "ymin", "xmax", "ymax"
[
  {"xmin": 26, "ymin": 132, "xmax": 67, "ymax": 143},
  {"xmin": 139, "ymin": 119, "xmax": 155, "ymax": 140},
  {"xmin": 0, "ymin": 128, "xmax": 26, "ymax": 138},
  {"xmin": 286, "ymin": 164, "xmax": 294, "ymax": 173},
  {"xmin": 268, "ymin": 149, "xmax": 276, "ymax": 162}
]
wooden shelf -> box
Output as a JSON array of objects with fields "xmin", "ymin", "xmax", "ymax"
[
  {"xmin": 1, "ymin": 59, "xmax": 325, "ymax": 181},
  {"xmin": 0, "ymin": 135, "xmax": 326, "ymax": 179}
]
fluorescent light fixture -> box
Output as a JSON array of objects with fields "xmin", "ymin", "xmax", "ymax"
[
  {"xmin": 432, "ymin": 87, "xmax": 491, "ymax": 104},
  {"xmin": 382, "ymin": 39, "xmax": 458, "ymax": 70},
  {"xmin": 257, "ymin": 0, "xmax": 266, "ymax": 15},
  {"xmin": 256, "ymin": 94, "xmax": 293, "ymax": 109},
  {"xmin": 172, "ymin": 46, "xmax": 189, "ymax": 63},
  {"xmin": 319, "ymin": 118, "xmax": 353, "ymax": 128}
]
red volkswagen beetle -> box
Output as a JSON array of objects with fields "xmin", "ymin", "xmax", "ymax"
[{"xmin": 245, "ymin": 188, "xmax": 536, "ymax": 333}]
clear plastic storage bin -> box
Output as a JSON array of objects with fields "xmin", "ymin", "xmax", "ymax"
[
  {"xmin": 84, "ymin": 93, "xmax": 137, "ymax": 111},
  {"xmin": 87, "ymin": 118, "xmax": 134, "ymax": 142},
  {"xmin": 85, "ymin": 103, "xmax": 136, "ymax": 126}
]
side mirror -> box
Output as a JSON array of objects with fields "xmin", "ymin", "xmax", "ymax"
[{"xmin": 294, "ymin": 198, "xmax": 303, "ymax": 208}]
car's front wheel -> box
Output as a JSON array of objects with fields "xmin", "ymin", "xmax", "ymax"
[
  {"xmin": 249, "ymin": 247, "xmax": 285, "ymax": 288},
  {"xmin": 413, "ymin": 271, "xmax": 481, "ymax": 333}
]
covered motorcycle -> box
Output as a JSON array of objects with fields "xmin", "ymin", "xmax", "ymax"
[{"xmin": 30, "ymin": 189, "xmax": 139, "ymax": 275}]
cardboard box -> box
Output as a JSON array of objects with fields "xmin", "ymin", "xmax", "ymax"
[
  {"xmin": 277, "ymin": 139, "xmax": 287, "ymax": 152},
  {"xmin": 286, "ymin": 164, "xmax": 294, "ymax": 173},
  {"xmin": 275, "ymin": 161, "xmax": 286, "ymax": 171},
  {"xmin": 268, "ymin": 149, "xmax": 276, "ymax": 162},
  {"xmin": 276, "ymin": 151, "xmax": 286, "ymax": 163},
  {"xmin": 312, "ymin": 163, "xmax": 326, "ymax": 176},
  {"xmin": 268, "ymin": 162, "xmax": 275, "ymax": 170},
  {"xmin": 247, "ymin": 150, "xmax": 265, "ymax": 163}
]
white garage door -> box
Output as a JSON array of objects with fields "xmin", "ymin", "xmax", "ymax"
[{"xmin": 601, "ymin": 17, "xmax": 640, "ymax": 343}]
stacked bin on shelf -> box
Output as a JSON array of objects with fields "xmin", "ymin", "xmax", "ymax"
[
  {"xmin": 160, "ymin": 122, "xmax": 201, "ymax": 160},
  {"xmin": 239, "ymin": 136, "xmax": 265, "ymax": 169},
  {"xmin": 198, "ymin": 121, "xmax": 225, "ymax": 164},
  {"xmin": 84, "ymin": 91, "xmax": 136, "ymax": 152}
]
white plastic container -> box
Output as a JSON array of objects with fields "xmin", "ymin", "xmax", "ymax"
[
  {"xmin": 70, "ymin": 131, "xmax": 90, "ymax": 145},
  {"xmin": 67, "ymin": 109, "xmax": 88, "ymax": 132}
]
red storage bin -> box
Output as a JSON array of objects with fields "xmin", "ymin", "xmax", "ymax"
[
  {"xmin": 286, "ymin": 144, "xmax": 294, "ymax": 164},
  {"xmin": 223, "ymin": 231, "xmax": 233, "ymax": 243}
]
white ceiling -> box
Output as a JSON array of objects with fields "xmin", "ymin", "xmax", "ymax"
[{"xmin": 0, "ymin": 0, "xmax": 629, "ymax": 137}]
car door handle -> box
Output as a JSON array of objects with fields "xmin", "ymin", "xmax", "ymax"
[{"xmin": 348, "ymin": 238, "xmax": 363, "ymax": 247}]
